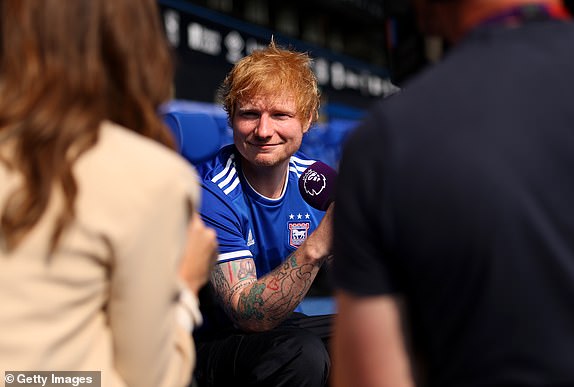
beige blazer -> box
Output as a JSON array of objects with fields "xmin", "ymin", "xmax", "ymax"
[{"xmin": 0, "ymin": 121, "xmax": 200, "ymax": 387}]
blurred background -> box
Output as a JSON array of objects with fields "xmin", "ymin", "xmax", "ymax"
[
  {"xmin": 158, "ymin": 0, "xmax": 437, "ymax": 168},
  {"xmin": 159, "ymin": 0, "xmax": 573, "ymax": 168}
]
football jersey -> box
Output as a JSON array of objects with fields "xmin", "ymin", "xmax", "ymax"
[{"xmin": 196, "ymin": 144, "xmax": 326, "ymax": 278}]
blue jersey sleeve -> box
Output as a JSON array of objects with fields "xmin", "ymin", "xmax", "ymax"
[{"xmin": 200, "ymin": 179, "xmax": 253, "ymax": 264}]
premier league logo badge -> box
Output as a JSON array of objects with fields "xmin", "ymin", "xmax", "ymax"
[{"xmin": 301, "ymin": 168, "xmax": 327, "ymax": 197}]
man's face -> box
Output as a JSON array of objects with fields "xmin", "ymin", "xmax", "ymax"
[{"xmin": 232, "ymin": 94, "xmax": 310, "ymax": 169}]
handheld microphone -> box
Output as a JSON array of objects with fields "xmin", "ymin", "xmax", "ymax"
[{"xmin": 298, "ymin": 161, "xmax": 337, "ymax": 211}]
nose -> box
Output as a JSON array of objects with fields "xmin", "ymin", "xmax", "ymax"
[{"xmin": 254, "ymin": 114, "xmax": 273, "ymax": 139}]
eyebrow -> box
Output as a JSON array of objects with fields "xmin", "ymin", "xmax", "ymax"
[
  {"xmin": 236, "ymin": 101, "xmax": 298, "ymax": 115},
  {"xmin": 236, "ymin": 106, "xmax": 258, "ymax": 112}
]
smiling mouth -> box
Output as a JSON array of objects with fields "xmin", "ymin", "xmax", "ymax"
[{"xmin": 249, "ymin": 143, "xmax": 278, "ymax": 149}]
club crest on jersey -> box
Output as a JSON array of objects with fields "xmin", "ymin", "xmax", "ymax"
[{"xmin": 288, "ymin": 222, "xmax": 310, "ymax": 247}]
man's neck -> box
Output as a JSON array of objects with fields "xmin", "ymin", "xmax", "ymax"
[{"xmin": 241, "ymin": 159, "xmax": 289, "ymax": 199}]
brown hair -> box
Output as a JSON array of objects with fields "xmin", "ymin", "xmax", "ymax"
[
  {"xmin": 0, "ymin": 0, "xmax": 175, "ymax": 252},
  {"xmin": 220, "ymin": 41, "xmax": 321, "ymax": 128}
]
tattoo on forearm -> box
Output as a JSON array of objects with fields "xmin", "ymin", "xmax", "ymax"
[
  {"xmin": 238, "ymin": 283, "xmax": 265, "ymax": 320},
  {"xmin": 232, "ymin": 252, "xmax": 318, "ymax": 325}
]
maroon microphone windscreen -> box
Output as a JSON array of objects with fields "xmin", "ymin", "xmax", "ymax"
[{"xmin": 298, "ymin": 161, "xmax": 337, "ymax": 211}]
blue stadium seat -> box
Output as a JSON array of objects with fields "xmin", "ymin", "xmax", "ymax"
[
  {"xmin": 163, "ymin": 111, "xmax": 222, "ymax": 165},
  {"xmin": 299, "ymin": 297, "xmax": 337, "ymax": 316},
  {"xmin": 212, "ymin": 115, "xmax": 234, "ymax": 147}
]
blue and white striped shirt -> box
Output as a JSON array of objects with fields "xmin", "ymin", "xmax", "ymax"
[{"xmin": 196, "ymin": 144, "xmax": 326, "ymax": 277}]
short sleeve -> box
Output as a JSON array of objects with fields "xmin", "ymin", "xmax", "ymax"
[
  {"xmin": 199, "ymin": 180, "xmax": 253, "ymax": 263},
  {"xmin": 333, "ymin": 109, "xmax": 400, "ymax": 297}
]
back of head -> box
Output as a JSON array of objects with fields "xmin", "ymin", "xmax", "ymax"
[
  {"xmin": 411, "ymin": 0, "xmax": 567, "ymax": 42},
  {"xmin": 0, "ymin": 0, "xmax": 175, "ymax": 252},
  {"xmin": 220, "ymin": 41, "xmax": 320, "ymax": 128},
  {"xmin": 0, "ymin": 0, "xmax": 174, "ymax": 139}
]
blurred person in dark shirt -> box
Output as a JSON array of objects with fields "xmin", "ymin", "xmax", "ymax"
[{"xmin": 332, "ymin": 0, "xmax": 574, "ymax": 386}]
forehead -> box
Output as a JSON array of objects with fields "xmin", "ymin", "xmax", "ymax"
[{"xmin": 236, "ymin": 94, "xmax": 297, "ymax": 111}]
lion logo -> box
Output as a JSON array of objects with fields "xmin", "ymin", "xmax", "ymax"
[{"xmin": 302, "ymin": 169, "xmax": 326, "ymax": 197}]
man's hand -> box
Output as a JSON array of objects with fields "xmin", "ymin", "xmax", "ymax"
[{"xmin": 300, "ymin": 202, "xmax": 334, "ymax": 265}]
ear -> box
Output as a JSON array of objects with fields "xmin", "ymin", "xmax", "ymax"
[{"xmin": 302, "ymin": 115, "xmax": 313, "ymax": 134}]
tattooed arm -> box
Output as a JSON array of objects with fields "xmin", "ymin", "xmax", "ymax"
[{"xmin": 211, "ymin": 204, "xmax": 334, "ymax": 332}]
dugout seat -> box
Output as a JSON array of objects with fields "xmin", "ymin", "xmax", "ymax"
[{"xmin": 163, "ymin": 111, "xmax": 222, "ymax": 165}]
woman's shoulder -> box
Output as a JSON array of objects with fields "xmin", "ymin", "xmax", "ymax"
[
  {"xmin": 97, "ymin": 121, "xmax": 191, "ymax": 172},
  {"xmin": 74, "ymin": 121, "xmax": 199, "ymax": 206}
]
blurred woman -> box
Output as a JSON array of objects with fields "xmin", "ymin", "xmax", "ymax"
[{"xmin": 0, "ymin": 1, "xmax": 216, "ymax": 386}]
